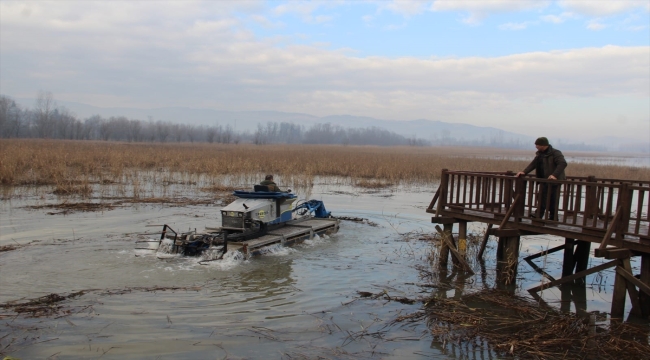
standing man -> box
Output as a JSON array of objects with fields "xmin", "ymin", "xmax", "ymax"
[{"xmin": 516, "ymin": 137, "xmax": 567, "ymax": 220}]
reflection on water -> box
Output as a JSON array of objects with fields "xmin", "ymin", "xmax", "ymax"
[{"xmin": 0, "ymin": 181, "xmax": 645, "ymax": 359}]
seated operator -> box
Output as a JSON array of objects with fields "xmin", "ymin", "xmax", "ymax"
[{"xmin": 259, "ymin": 175, "xmax": 289, "ymax": 192}]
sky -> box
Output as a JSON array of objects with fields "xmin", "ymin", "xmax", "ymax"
[{"xmin": 1, "ymin": 0, "xmax": 649, "ymax": 141}]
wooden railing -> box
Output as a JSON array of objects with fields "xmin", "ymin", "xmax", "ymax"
[{"xmin": 427, "ymin": 170, "xmax": 650, "ymax": 245}]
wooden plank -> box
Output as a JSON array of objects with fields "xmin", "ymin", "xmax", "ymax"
[
  {"xmin": 528, "ymin": 260, "xmax": 618, "ymax": 293},
  {"xmin": 435, "ymin": 225, "xmax": 475, "ymax": 274},
  {"xmin": 598, "ymin": 206, "xmax": 622, "ymax": 250},
  {"xmin": 427, "ymin": 187, "xmax": 441, "ymax": 212},
  {"xmin": 524, "ymin": 244, "xmax": 565, "ymax": 261},
  {"xmin": 524, "ymin": 257, "xmax": 556, "ymax": 282}
]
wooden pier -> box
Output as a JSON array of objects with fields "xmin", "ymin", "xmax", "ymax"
[{"xmin": 427, "ymin": 169, "xmax": 650, "ymax": 319}]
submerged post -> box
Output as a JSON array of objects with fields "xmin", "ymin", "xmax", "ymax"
[
  {"xmin": 496, "ymin": 235, "xmax": 520, "ymax": 288},
  {"xmin": 439, "ymin": 223, "xmax": 453, "ymax": 268},
  {"xmin": 458, "ymin": 221, "xmax": 467, "ymax": 259}
]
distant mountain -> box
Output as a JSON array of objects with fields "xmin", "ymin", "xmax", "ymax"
[
  {"xmin": 10, "ymin": 97, "xmax": 532, "ymax": 144},
  {"xmin": 9, "ymin": 96, "xmax": 647, "ymax": 152}
]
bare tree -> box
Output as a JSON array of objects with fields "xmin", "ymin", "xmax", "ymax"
[
  {"xmin": 0, "ymin": 96, "xmax": 22, "ymax": 138},
  {"xmin": 34, "ymin": 91, "xmax": 56, "ymax": 138}
]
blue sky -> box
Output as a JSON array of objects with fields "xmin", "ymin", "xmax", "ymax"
[
  {"xmin": 245, "ymin": 1, "xmax": 649, "ymax": 58},
  {"xmin": 1, "ymin": 0, "xmax": 649, "ymax": 141}
]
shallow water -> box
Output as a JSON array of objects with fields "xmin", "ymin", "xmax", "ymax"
[{"xmin": 0, "ymin": 182, "xmax": 643, "ymax": 359}]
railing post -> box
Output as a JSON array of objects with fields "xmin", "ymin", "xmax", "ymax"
[
  {"xmin": 504, "ymin": 171, "xmax": 514, "ymax": 207},
  {"xmin": 436, "ymin": 169, "xmax": 449, "ymax": 216},
  {"xmin": 615, "ymin": 183, "xmax": 633, "ymax": 241},
  {"xmin": 513, "ymin": 176, "xmax": 525, "ymax": 220},
  {"xmin": 584, "ymin": 176, "xmax": 597, "ymax": 220}
]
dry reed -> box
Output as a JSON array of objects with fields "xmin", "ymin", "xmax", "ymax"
[
  {"xmin": 392, "ymin": 289, "xmax": 650, "ymax": 360},
  {"xmin": 1, "ymin": 139, "xmax": 648, "ymax": 190}
]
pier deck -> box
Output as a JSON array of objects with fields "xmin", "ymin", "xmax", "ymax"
[{"xmin": 427, "ymin": 170, "xmax": 650, "ymax": 319}]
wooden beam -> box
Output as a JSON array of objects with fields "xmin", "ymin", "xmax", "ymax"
[
  {"xmin": 528, "ymin": 260, "xmax": 618, "ymax": 293},
  {"xmin": 430, "ymin": 217, "xmax": 457, "ymax": 224},
  {"xmin": 489, "ymin": 228, "xmax": 520, "ymax": 237},
  {"xmin": 477, "ymin": 223, "xmax": 492, "ymax": 260},
  {"xmin": 604, "ymin": 248, "xmax": 632, "ymax": 260},
  {"xmin": 616, "ymin": 266, "xmax": 650, "ymax": 297},
  {"xmin": 435, "ymin": 225, "xmax": 475, "ymax": 274},
  {"xmin": 427, "ymin": 187, "xmax": 441, "ymax": 213},
  {"xmin": 498, "ymin": 194, "xmax": 521, "ymax": 229},
  {"xmin": 598, "ymin": 206, "xmax": 622, "ymax": 250},
  {"xmin": 524, "ymin": 244, "xmax": 565, "ymax": 261},
  {"xmin": 524, "ymin": 257, "xmax": 556, "ymax": 282}
]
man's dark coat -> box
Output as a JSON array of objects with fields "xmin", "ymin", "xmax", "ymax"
[{"xmin": 522, "ymin": 145, "xmax": 567, "ymax": 180}]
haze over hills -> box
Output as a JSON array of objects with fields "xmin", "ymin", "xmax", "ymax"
[{"xmin": 8, "ymin": 96, "xmax": 648, "ymax": 152}]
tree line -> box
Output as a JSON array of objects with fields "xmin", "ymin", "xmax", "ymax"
[{"xmin": 0, "ymin": 93, "xmax": 428, "ymax": 146}]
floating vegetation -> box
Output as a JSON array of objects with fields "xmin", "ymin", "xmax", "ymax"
[
  {"xmin": 0, "ymin": 291, "xmax": 90, "ymax": 318},
  {"xmin": 0, "ymin": 286, "xmax": 202, "ymax": 319},
  {"xmin": 391, "ymin": 289, "xmax": 650, "ymax": 360},
  {"xmin": 335, "ymin": 216, "xmax": 379, "ymax": 226},
  {"xmin": 26, "ymin": 202, "xmax": 114, "ymax": 215}
]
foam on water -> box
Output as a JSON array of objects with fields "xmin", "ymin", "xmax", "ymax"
[
  {"xmin": 260, "ymin": 243, "xmax": 297, "ymax": 256},
  {"xmin": 300, "ymin": 233, "xmax": 331, "ymax": 247},
  {"xmin": 201, "ymin": 249, "xmax": 245, "ymax": 270}
]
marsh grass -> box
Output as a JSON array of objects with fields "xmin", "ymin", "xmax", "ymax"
[
  {"xmin": 355, "ymin": 179, "xmax": 394, "ymax": 189},
  {"xmin": 1, "ymin": 140, "xmax": 648, "ymax": 199}
]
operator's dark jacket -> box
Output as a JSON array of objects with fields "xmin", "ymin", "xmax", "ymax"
[
  {"xmin": 522, "ymin": 145, "xmax": 567, "ymax": 180},
  {"xmin": 260, "ymin": 179, "xmax": 282, "ymax": 192}
]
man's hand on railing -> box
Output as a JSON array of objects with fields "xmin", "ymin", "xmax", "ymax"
[
  {"xmin": 515, "ymin": 171, "xmax": 525, "ymax": 177},
  {"xmin": 548, "ymin": 175, "xmax": 557, "ymax": 180}
]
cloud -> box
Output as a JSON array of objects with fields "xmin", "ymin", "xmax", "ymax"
[
  {"xmin": 250, "ymin": 15, "xmax": 284, "ymax": 29},
  {"xmin": 587, "ymin": 20, "xmax": 607, "ymax": 31},
  {"xmin": 431, "ymin": 0, "xmax": 550, "ymax": 24},
  {"xmin": 385, "ymin": 22, "xmax": 408, "ymax": 30},
  {"xmin": 499, "ymin": 21, "xmax": 533, "ymax": 30},
  {"xmin": 382, "ymin": 0, "xmax": 430, "ymax": 17},
  {"xmin": 540, "ymin": 12, "xmax": 575, "ymax": 24},
  {"xmin": 627, "ymin": 25, "xmax": 648, "ymax": 31},
  {"xmin": 1, "ymin": 2, "xmax": 648, "ymax": 139},
  {"xmin": 272, "ymin": 2, "xmax": 334, "ymax": 24},
  {"xmin": 558, "ymin": 0, "xmax": 650, "ymax": 17}
]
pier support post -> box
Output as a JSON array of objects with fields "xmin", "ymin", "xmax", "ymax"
[
  {"xmin": 562, "ymin": 238, "xmax": 576, "ymax": 277},
  {"xmin": 496, "ymin": 235, "xmax": 520, "ymax": 287},
  {"xmin": 641, "ymin": 255, "xmax": 650, "ymax": 318},
  {"xmin": 561, "ymin": 238, "xmax": 591, "ymax": 284},
  {"xmin": 574, "ymin": 241, "xmax": 591, "ymax": 284},
  {"xmin": 439, "ymin": 223, "xmax": 453, "ymax": 268},
  {"xmin": 611, "ymin": 260, "xmax": 626, "ymax": 319}
]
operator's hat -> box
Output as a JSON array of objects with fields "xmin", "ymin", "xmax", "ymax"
[{"xmin": 534, "ymin": 137, "xmax": 549, "ymax": 146}]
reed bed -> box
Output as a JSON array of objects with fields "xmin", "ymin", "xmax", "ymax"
[{"xmin": 1, "ymin": 139, "xmax": 648, "ymax": 191}]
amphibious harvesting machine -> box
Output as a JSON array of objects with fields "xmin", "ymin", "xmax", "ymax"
[{"xmin": 137, "ymin": 185, "xmax": 339, "ymax": 260}]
